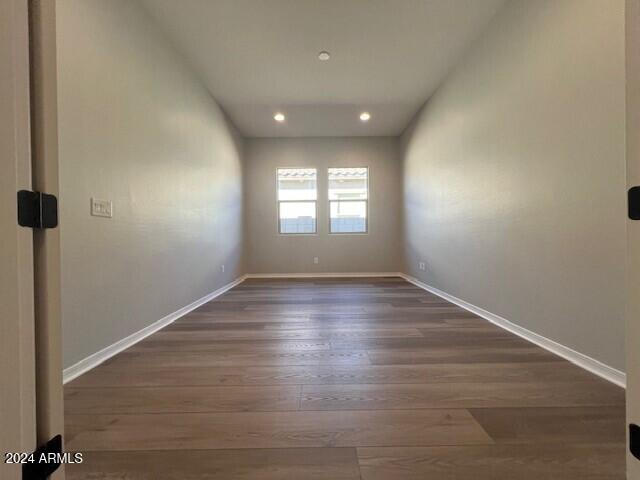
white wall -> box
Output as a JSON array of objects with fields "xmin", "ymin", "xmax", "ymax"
[
  {"xmin": 57, "ymin": 0, "xmax": 245, "ymax": 368},
  {"xmin": 245, "ymin": 137, "xmax": 402, "ymax": 273},
  {"xmin": 401, "ymin": 0, "xmax": 626, "ymax": 370}
]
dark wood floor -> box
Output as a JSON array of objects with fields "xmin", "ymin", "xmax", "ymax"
[{"xmin": 64, "ymin": 277, "xmax": 626, "ymax": 479}]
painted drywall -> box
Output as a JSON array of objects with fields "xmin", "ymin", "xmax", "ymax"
[
  {"xmin": 139, "ymin": 0, "xmax": 506, "ymax": 137},
  {"xmin": 57, "ymin": 0, "xmax": 244, "ymax": 368},
  {"xmin": 401, "ymin": 0, "xmax": 626, "ymax": 370},
  {"xmin": 245, "ymin": 137, "xmax": 402, "ymax": 273}
]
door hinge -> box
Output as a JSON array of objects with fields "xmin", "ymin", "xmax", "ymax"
[
  {"xmin": 632, "ymin": 424, "xmax": 640, "ymax": 461},
  {"xmin": 22, "ymin": 435, "xmax": 63, "ymax": 480},
  {"xmin": 17, "ymin": 190, "xmax": 58, "ymax": 229},
  {"xmin": 629, "ymin": 186, "xmax": 640, "ymax": 220}
]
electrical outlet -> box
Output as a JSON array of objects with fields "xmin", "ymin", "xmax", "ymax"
[
  {"xmin": 419, "ymin": 262, "xmax": 426, "ymax": 271},
  {"xmin": 91, "ymin": 198, "xmax": 113, "ymax": 218},
  {"xmin": 313, "ymin": 257, "xmax": 319, "ymax": 264},
  {"xmin": 221, "ymin": 264, "xmax": 225, "ymax": 273}
]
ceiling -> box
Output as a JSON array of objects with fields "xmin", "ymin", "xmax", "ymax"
[{"xmin": 140, "ymin": 0, "xmax": 506, "ymax": 137}]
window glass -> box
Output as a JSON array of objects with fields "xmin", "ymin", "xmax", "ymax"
[
  {"xmin": 330, "ymin": 200, "xmax": 367, "ymax": 233},
  {"xmin": 328, "ymin": 167, "xmax": 368, "ymax": 233},
  {"xmin": 328, "ymin": 167, "xmax": 367, "ymax": 200},
  {"xmin": 277, "ymin": 168, "xmax": 317, "ymax": 234},
  {"xmin": 278, "ymin": 168, "xmax": 317, "ymax": 201}
]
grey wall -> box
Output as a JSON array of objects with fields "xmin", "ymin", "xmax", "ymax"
[
  {"xmin": 56, "ymin": 0, "xmax": 626, "ymax": 376},
  {"xmin": 245, "ymin": 137, "xmax": 402, "ymax": 273},
  {"xmin": 57, "ymin": 0, "xmax": 244, "ymax": 368},
  {"xmin": 401, "ymin": 0, "xmax": 626, "ymax": 370}
]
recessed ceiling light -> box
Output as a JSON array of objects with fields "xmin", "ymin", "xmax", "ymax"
[
  {"xmin": 318, "ymin": 51, "xmax": 331, "ymax": 61},
  {"xmin": 360, "ymin": 112, "xmax": 371, "ymax": 122},
  {"xmin": 274, "ymin": 112, "xmax": 285, "ymax": 122}
]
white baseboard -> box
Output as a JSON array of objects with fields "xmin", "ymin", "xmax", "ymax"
[
  {"xmin": 63, "ymin": 275, "xmax": 247, "ymax": 384},
  {"xmin": 245, "ymin": 272, "xmax": 402, "ymax": 279},
  {"xmin": 64, "ymin": 271, "xmax": 625, "ymax": 388},
  {"xmin": 399, "ymin": 273, "xmax": 626, "ymax": 388}
]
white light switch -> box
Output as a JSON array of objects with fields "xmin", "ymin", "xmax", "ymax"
[
  {"xmin": 313, "ymin": 257, "xmax": 319, "ymax": 264},
  {"xmin": 91, "ymin": 198, "xmax": 113, "ymax": 218}
]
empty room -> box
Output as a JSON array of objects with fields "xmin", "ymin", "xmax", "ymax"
[{"xmin": 2, "ymin": 0, "xmax": 640, "ymax": 479}]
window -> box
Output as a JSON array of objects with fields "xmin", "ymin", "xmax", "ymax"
[
  {"xmin": 328, "ymin": 167, "xmax": 368, "ymax": 233},
  {"xmin": 277, "ymin": 168, "xmax": 317, "ymax": 234}
]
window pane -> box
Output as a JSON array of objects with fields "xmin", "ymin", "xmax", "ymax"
[
  {"xmin": 279, "ymin": 202, "xmax": 316, "ymax": 233},
  {"xmin": 330, "ymin": 201, "xmax": 367, "ymax": 233},
  {"xmin": 328, "ymin": 167, "xmax": 367, "ymax": 200},
  {"xmin": 278, "ymin": 168, "xmax": 317, "ymax": 201}
]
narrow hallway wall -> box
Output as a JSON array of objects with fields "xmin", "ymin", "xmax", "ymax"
[
  {"xmin": 57, "ymin": 0, "xmax": 245, "ymax": 368},
  {"xmin": 401, "ymin": 0, "xmax": 626, "ymax": 371}
]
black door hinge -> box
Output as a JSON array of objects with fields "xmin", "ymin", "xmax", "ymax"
[
  {"xmin": 17, "ymin": 190, "xmax": 58, "ymax": 229},
  {"xmin": 629, "ymin": 186, "xmax": 640, "ymax": 220},
  {"xmin": 22, "ymin": 435, "xmax": 63, "ymax": 480},
  {"xmin": 632, "ymin": 424, "xmax": 640, "ymax": 461}
]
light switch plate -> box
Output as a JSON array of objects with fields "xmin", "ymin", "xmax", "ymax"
[{"xmin": 91, "ymin": 198, "xmax": 113, "ymax": 218}]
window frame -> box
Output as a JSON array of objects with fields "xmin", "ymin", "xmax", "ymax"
[
  {"xmin": 327, "ymin": 166, "xmax": 369, "ymax": 235},
  {"xmin": 276, "ymin": 167, "xmax": 318, "ymax": 235}
]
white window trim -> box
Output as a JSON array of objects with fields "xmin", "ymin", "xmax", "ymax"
[
  {"xmin": 276, "ymin": 167, "xmax": 318, "ymax": 235},
  {"xmin": 328, "ymin": 166, "xmax": 369, "ymax": 235}
]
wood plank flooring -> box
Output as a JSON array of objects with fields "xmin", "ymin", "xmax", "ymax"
[{"xmin": 64, "ymin": 277, "xmax": 626, "ymax": 479}]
